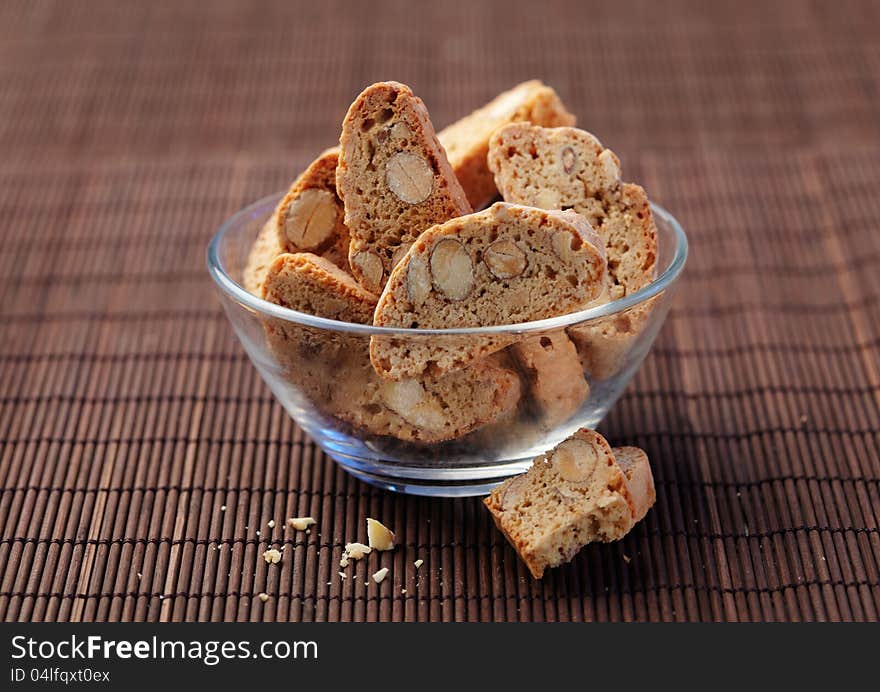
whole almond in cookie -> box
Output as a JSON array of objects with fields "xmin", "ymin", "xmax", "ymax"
[
  {"xmin": 261, "ymin": 253, "xmax": 520, "ymax": 443},
  {"xmin": 371, "ymin": 202, "xmax": 607, "ymax": 380},
  {"xmin": 275, "ymin": 147, "xmax": 350, "ymax": 270},
  {"xmin": 438, "ymin": 80, "xmax": 576, "ymax": 210},
  {"xmin": 336, "ymin": 81, "xmax": 472, "ymax": 294},
  {"xmin": 488, "ymin": 123, "xmax": 657, "ymax": 299}
]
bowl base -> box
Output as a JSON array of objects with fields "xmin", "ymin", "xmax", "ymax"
[{"xmin": 328, "ymin": 454, "xmax": 531, "ymax": 497}]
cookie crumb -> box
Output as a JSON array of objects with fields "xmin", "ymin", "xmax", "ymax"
[
  {"xmin": 220, "ymin": 505, "xmax": 226, "ymax": 512},
  {"xmin": 372, "ymin": 567, "xmax": 390, "ymax": 584},
  {"xmin": 258, "ymin": 592, "xmax": 269, "ymax": 603},
  {"xmin": 267, "ymin": 520, "xmax": 275, "ymax": 529},
  {"xmin": 414, "ymin": 559, "xmax": 424, "ymax": 570},
  {"xmin": 401, "ymin": 588, "xmax": 407, "ymax": 594},
  {"xmin": 288, "ymin": 517, "xmax": 317, "ymax": 531},
  {"xmin": 366, "ymin": 518, "xmax": 396, "ymax": 551},
  {"xmin": 622, "ymin": 554, "xmax": 631, "ymax": 564},
  {"xmin": 339, "ymin": 572, "xmax": 347, "ymax": 579},
  {"xmin": 340, "ymin": 542, "xmax": 371, "ymax": 568},
  {"xmin": 136, "ymin": 573, "xmax": 142, "ymax": 579},
  {"xmin": 255, "ymin": 530, "xmax": 261, "ymax": 536},
  {"xmin": 263, "ymin": 548, "xmax": 282, "ymax": 565}
]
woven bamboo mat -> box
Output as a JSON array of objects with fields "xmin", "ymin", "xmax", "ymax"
[{"xmin": 1, "ymin": 0, "xmax": 879, "ymax": 621}]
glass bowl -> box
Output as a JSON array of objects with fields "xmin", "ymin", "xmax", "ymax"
[{"xmin": 207, "ymin": 193, "xmax": 687, "ymax": 496}]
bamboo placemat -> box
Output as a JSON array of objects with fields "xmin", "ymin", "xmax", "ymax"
[{"xmin": 1, "ymin": 0, "xmax": 878, "ymax": 621}]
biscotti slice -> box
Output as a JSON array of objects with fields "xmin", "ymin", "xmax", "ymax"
[
  {"xmin": 509, "ymin": 332, "xmax": 589, "ymax": 427},
  {"xmin": 567, "ymin": 300, "xmax": 655, "ymax": 380},
  {"xmin": 437, "ymin": 80, "xmax": 576, "ymax": 209},
  {"xmin": 488, "ymin": 123, "xmax": 657, "ymax": 299},
  {"xmin": 261, "ymin": 253, "xmax": 520, "ymax": 442},
  {"xmin": 262, "ymin": 252, "xmax": 377, "ymax": 322},
  {"xmin": 365, "ymin": 355, "xmax": 521, "ymax": 442},
  {"xmin": 484, "ymin": 429, "xmax": 652, "ymax": 579},
  {"xmin": 274, "ymin": 147, "xmax": 350, "ymax": 270},
  {"xmin": 243, "ymin": 215, "xmax": 283, "ymax": 297},
  {"xmin": 612, "ymin": 446, "xmax": 656, "ymax": 523},
  {"xmin": 336, "ymin": 81, "xmax": 472, "ymax": 294},
  {"xmin": 371, "ymin": 202, "xmax": 607, "ymax": 379}
]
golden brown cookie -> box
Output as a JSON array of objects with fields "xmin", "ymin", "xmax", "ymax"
[
  {"xmin": 274, "ymin": 147, "xmax": 350, "ymax": 270},
  {"xmin": 371, "ymin": 202, "xmax": 607, "ymax": 379},
  {"xmin": 242, "ymin": 215, "xmax": 283, "ymax": 297},
  {"xmin": 438, "ymin": 80, "xmax": 576, "ymax": 210},
  {"xmin": 261, "ymin": 253, "xmax": 521, "ymax": 442},
  {"xmin": 567, "ymin": 300, "xmax": 656, "ymax": 380},
  {"xmin": 336, "ymin": 81, "xmax": 472, "ymax": 294},
  {"xmin": 488, "ymin": 123, "xmax": 657, "ymax": 299},
  {"xmin": 509, "ymin": 331, "xmax": 590, "ymax": 427},
  {"xmin": 484, "ymin": 428, "xmax": 654, "ymax": 579}
]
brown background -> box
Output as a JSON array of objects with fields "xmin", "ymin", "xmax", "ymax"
[{"xmin": 1, "ymin": 0, "xmax": 879, "ymax": 622}]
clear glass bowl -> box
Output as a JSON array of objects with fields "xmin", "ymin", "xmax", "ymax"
[{"xmin": 207, "ymin": 193, "xmax": 688, "ymax": 496}]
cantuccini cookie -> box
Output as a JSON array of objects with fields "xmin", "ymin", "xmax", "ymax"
[
  {"xmin": 484, "ymin": 428, "xmax": 655, "ymax": 579},
  {"xmin": 509, "ymin": 332, "xmax": 589, "ymax": 427},
  {"xmin": 336, "ymin": 81, "xmax": 472, "ymax": 294},
  {"xmin": 371, "ymin": 202, "xmax": 607, "ymax": 380},
  {"xmin": 567, "ymin": 300, "xmax": 656, "ymax": 380},
  {"xmin": 262, "ymin": 252, "xmax": 377, "ymax": 323},
  {"xmin": 274, "ymin": 147, "xmax": 350, "ymax": 270},
  {"xmin": 243, "ymin": 215, "xmax": 283, "ymax": 297},
  {"xmin": 261, "ymin": 253, "xmax": 521, "ymax": 442},
  {"xmin": 487, "ymin": 123, "xmax": 657, "ymax": 299},
  {"xmin": 437, "ymin": 80, "xmax": 576, "ymax": 210}
]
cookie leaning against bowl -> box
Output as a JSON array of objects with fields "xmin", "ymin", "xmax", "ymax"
[
  {"xmin": 261, "ymin": 252, "xmax": 521, "ymax": 443},
  {"xmin": 484, "ymin": 428, "xmax": 655, "ymax": 579},
  {"xmin": 273, "ymin": 147, "xmax": 350, "ymax": 270},
  {"xmin": 370, "ymin": 202, "xmax": 607, "ymax": 380},
  {"xmin": 243, "ymin": 147, "xmax": 347, "ymax": 297},
  {"xmin": 437, "ymin": 80, "xmax": 576, "ymax": 210},
  {"xmin": 336, "ymin": 81, "xmax": 472, "ymax": 294}
]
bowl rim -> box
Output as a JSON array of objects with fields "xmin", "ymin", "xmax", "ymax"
[{"xmin": 207, "ymin": 192, "xmax": 688, "ymax": 336}]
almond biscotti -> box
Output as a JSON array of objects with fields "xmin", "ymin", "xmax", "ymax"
[
  {"xmin": 371, "ymin": 202, "xmax": 607, "ymax": 379},
  {"xmin": 567, "ymin": 300, "xmax": 656, "ymax": 380},
  {"xmin": 437, "ymin": 80, "xmax": 576, "ymax": 210},
  {"xmin": 484, "ymin": 428, "xmax": 655, "ymax": 579},
  {"xmin": 509, "ymin": 332, "xmax": 589, "ymax": 427},
  {"xmin": 336, "ymin": 81, "xmax": 472, "ymax": 294},
  {"xmin": 274, "ymin": 147, "xmax": 350, "ymax": 270},
  {"xmin": 263, "ymin": 252, "xmax": 377, "ymax": 322},
  {"xmin": 261, "ymin": 252, "xmax": 521, "ymax": 442},
  {"xmin": 243, "ymin": 215, "xmax": 283, "ymax": 297},
  {"xmin": 487, "ymin": 123, "xmax": 657, "ymax": 299}
]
